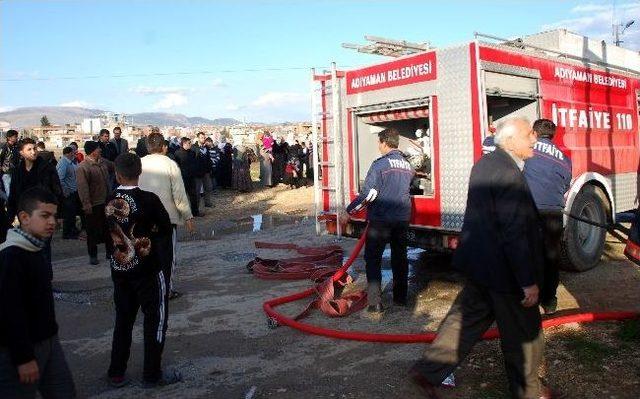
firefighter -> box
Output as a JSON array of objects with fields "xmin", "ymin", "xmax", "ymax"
[
  {"xmin": 482, "ymin": 125, "xmax": 496, "ymax": 154},
  {"xmin": 524, "ymin": 119, "xmax": 572, "ymax": 315},
  {"xmin": 340, "ymin": 128, "xmax": 415, "ymax": 316}
]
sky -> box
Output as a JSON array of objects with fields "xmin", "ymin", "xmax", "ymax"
[{"xmin": 1, "ymin": 0, "xmax": 639, "ymax": 122}]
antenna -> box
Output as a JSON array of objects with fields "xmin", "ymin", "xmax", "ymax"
[{"xmin": 342, "ymin": 35, "xmax": 430, "ymax": 57}]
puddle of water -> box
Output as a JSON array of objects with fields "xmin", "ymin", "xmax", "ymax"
[
  {"xmin": 53, "ymin": 287, "xmax": 113, "ymax": 305},
  {"xmin": 252, "ymin": 214, "xmax": 263, "ymax": 232},
  {"xmin": 209, "ymin": 214, "xmax": 311, "ymax": 239}
]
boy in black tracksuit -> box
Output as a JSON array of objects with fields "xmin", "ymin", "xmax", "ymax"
[
  {"xmin": 0, "ymin": 187, "xmax": 76, "ymax": 398},
  {"xmin": 105, "ymin": 153, "xmax": 180, "ymax": 388}
]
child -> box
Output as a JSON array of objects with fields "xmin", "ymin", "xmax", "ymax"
[
  {"xmin": 284, "ymin": 156, "xmax": 301, "ymax": 189},
  {"xmin": 0, "ymin": 187, "xmax": 76, "ymax": 398},
  {"xmin": 106, "ymin": 153, "xmax": 180, "ymax": 388}
]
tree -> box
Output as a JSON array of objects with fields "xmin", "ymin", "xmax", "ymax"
[{"xmin": 40, "ymin": 115, "xmax": 51, "ymax": 127}]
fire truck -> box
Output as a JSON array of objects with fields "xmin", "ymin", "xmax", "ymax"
[{"xmin": 311, "ymin": 29, "xmax": 640, "ymax": 272}]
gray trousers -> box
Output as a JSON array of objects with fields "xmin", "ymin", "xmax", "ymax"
[
  {"xmin": 413, "ymin": 282, "xmax": 543, "ymax": 399},
  {"xmin": 0, "ymin": 335, "xmax": 76, "ymax": 399},
  {"xmin": 194, "ymin": 173, "xmax": 213, "ymax": 207}
]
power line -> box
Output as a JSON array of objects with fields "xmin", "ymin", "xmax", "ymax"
[{"xmin": 0, "ymin": 65, "xmax": 352, "ymax": 82}]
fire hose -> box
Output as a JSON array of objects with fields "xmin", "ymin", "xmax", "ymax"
[{"xmin": 258, "ymin": 222, "xmax": 639, "ymax": 343}]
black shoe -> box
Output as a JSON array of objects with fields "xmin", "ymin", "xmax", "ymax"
[
  {"xmin": 366, "ymin": 303, "xmax": 384, "ymax": 314},
  {"xmin": 62, "ymin": 234, "xmax": 79, "ymax": 240},
  {"xmin": 143, "ymin": 369, "xmax": 182, "ymax": 389},
  {"xmin": 541, "ymin": 298, "xmax": 558, "ymax": 315},
  {"xmin": 89, "ymin": 257, "xmax": 99, "ymax": 265},
  {"xmin": 393, "ymin": 298, "xmax": 408, "ymax": 307},
  {"xmin": 408, "ymin": 369, "xmax": 441, "ymax": 399}
]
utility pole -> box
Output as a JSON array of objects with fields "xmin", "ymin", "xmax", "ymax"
[{"xmin": 613, "ymin": 20, "xmax": 635, "ymax": 47}]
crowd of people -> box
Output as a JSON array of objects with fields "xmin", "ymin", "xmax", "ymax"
[
  {"xmin": 257, "ymin": 131, "xmax": 314, "ymax": 189},
  {"xmin": 0, "ymin": 126, "xmax": 316, "ymax": 397}
]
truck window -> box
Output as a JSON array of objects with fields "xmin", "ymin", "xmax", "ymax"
[
  {"xmin": 356, "ymin": 111, "xmax": 433, "ymax": 196},
  {"xmin": 484, "ymin": 72, "xmax": 539, "ymax": 136}
]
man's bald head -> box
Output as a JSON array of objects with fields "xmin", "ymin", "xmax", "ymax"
[{"xmin": 494, "ymin": 117, "xmax": 536, "ymax": 160}]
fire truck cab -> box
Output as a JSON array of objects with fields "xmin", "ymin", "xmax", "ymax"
[{"xmin": 312, "ymin": 29, "xmax": 640, "ymax": 272}]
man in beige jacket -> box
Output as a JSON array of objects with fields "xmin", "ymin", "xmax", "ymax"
[
  {"xmin": 139, "ymin": 132, "xmax": 195, "ymax": 300},
  {"xmin": 76, "ymin": 141, "xmax": 113, "ymax": 265}
]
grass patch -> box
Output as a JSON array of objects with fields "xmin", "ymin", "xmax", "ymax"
[
  {"xmin": 617, "ymin": 319, "xmax": 640, "ymax": 343},
  {"xmin": 559, "ymin": 331, "xmax": 615, "ymax": 367}
]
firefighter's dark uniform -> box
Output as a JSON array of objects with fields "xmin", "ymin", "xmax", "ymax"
[
  {"xmin": 346, "ymin": 149, "xmax": 414, "ymax": 307},
  {"xmin": 523, "ymin": 137, "xmax": 572, "ymax": 309}
]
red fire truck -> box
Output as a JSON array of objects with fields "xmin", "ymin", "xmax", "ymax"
[{"xmin": 311, "ymin": 30, "xmax": 640, "ymax": 272}]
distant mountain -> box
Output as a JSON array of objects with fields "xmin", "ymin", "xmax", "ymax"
[
  {"xmin": 0, "ymin": 106, "xmax": 242, "ymax": 128},
  {"xmin": 0, "ymin": 106, "xmax": 105, "ymax": 128}
]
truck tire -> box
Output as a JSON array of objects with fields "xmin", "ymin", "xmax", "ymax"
[{"xmin": 560, "ymin": 186, "xmax": 608, "ymax": 272}]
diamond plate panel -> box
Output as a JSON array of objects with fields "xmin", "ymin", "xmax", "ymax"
[
  {"xmin": 610, "ymin": 172, "xmax": 638, "ymax": 212},
  {"xmin": 436, "ymin": 45, "xmax": 474, "ymax": 230}
]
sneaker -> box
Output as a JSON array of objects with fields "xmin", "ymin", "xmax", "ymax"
[
  {"xmin": 541, "ymin": 298, "xmax": 558, "ymax": 315},
  {"xmin": 143, "ymin": 369, "xmax": 182, "ymax": 389},
  {"xmin": 169, "ymin": 290, "xmax": 183, "ymax": 300},
  {"xmin": 89, "ymin": 257, "xmax": 99, "ymax": 265},
  {"xmin": 107, "ymin": 375, "xmax": 129, "ymax": 388}
]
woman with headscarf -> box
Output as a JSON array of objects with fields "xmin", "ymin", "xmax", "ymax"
[
  {"xmin": 216, "ymin": 138, "xmax": 233, "ymax": 188},
  {"xmin": 221, "ymin": 142, "xmax": 233, "ymax": 188},
  {"xmin": 232, "ymin": 145, "xmax": 256, "ymax": 192},
  {"xmin": 271, "ymin": 137, "xmax": 287, "ymax": 185},
  {"xmin": 259, "ymin": 133, "xmax": 274, "ymax": 187}
]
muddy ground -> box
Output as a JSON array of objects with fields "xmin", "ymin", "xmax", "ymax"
[{"xmin": 50, "ymin": 182, "xmax": 640, "ymax": 398}]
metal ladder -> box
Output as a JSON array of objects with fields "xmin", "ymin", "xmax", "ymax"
[{"xmin": 311, "ymin": 63, "xmax": 345, "ymax": 238}]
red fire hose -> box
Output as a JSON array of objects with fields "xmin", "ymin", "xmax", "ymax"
[{"xmin": 262, "ymin": 226, "xmax": 639, "ymax": 343}]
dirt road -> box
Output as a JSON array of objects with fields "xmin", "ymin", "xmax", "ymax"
[{"xmin": 50, "ymin": 184, "xmax": 640, "ymax": 398}]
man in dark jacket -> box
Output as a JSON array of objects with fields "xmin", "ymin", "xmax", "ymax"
[
  {"xmin": 524, "ymin": 119, "xmax": 572, "ymax": 315},
  {"xmin": 192, "ymin": 132, "xmax": 213, "ymax": 208},
  {"xmin": 98, "ymin": 129, "xmax": 118, "ymax": 163},
  {"xmin": 135, "ymin": 126, "xmax": 152, "ymax": 158},
  {"xmin": 342, "ymin": 128, "xmax": 415, "ymax": 315},
  {"xmin": 110, "ymin": 126, "xmax": 129, "ymax": 157},
  {"xmin": 410, "ymin": 118, "xmax": 552, "ymax": 399},
  {"xmin": 173, "ymin": 137, "xmax": 199, "ymax": 217},
  {"xmin": 0, "ymin": 129, "xmax": 20, "ymax": 196},
  {"xmin": 8, "ymin": 138, "xmax": 64, "ymax": 229},
  {"xmin": 0, "ymin": 187, "xmax": 76, "ymax": 398},
  {"xmin": 7, "ymin": 138, "xmax": 64, "ymax": 267}
]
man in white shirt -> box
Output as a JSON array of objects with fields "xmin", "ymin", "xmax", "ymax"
[{"xmin": 138, "ymin": 132, "xmax": 195, "ymax": 300}]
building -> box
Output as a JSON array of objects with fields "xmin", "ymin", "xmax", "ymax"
[{"xmin": 81, "ymin": 118, "xmax": 103, "ymax": 135}]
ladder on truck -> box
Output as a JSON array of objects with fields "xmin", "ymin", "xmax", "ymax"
[{"xmin": 311, "ymin": 63, "xmax": 345, "ymax": 238}]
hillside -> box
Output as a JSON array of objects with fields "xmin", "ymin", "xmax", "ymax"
[{"xmin": 0, "ymin": 106, "xmax": 241, "ymax": 128}]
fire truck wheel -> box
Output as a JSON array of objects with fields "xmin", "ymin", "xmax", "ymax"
[{"xmin": 560, "ymin": 186, "xmax": 608, "ymax": 272}]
